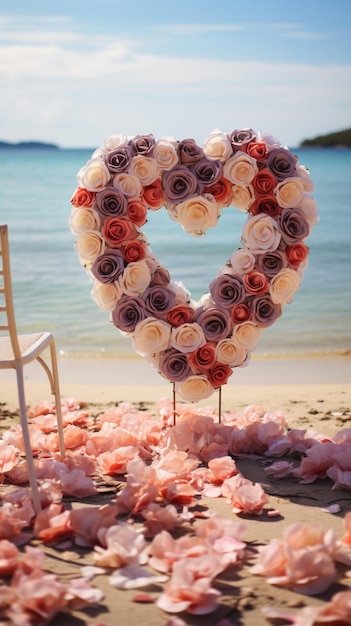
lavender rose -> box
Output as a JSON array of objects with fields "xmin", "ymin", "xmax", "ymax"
[
  {"xmin": 266, "ymin": 148, "xmax": 298, "ymax": 180},
  {"xmin": 209, "ymin": 274, "xmax": 246, "ymax": 308},
  {"xmin": 143, "ymin": 285, "xmax": 176, "ymax": 319},
  {"xmin": 279, "ymin": 208, "xmax": 310, "ymax": 245},
  {"xmin": 95, "ymin": 186, "xmax": 128, "ymax": 220},
  {"xmin": 178, "ymin": 138, "xmax": 204, "ymax": 165},
  {"xmin": 150, "ymin": 266, "xmax": 171, "ymax": 287},
  {"xmin": 128, "ymin": 134, "xmax": 156, "ymax": 156},
  {"xmin": 112, "ymin": 295, "xmax": 146, "ymax": 333},
  {"xmin": 163, "ymin": 166, "xmax": 198, "ymax": 203},
  {"xmin": 256, "ymin": 250, "xmax": 288, "ymax": 278},
  {"xmin": 91, "ymin": 249, "xmax": 125, "ymax": 283},
  {"xmin": 158, "ymin": 348, "xmax": 192, "ymax": 382},
  {"xmin": 190, "ymin": 157, "xmax": 223, "ymax": 186},
  {"xmin": 247, "ymin": 294, "xmax": 282, "ymax": 327},
  {"xmin": 227, "ymin": 128, "xmax": 257, "ymax": 151},
  {"xmin": 104, "ymin": 144, "xmax": 133, "ymax": 174},
  {"xmin": 196, "ymin": 306, "xmax": 232, "ymax": 342}
]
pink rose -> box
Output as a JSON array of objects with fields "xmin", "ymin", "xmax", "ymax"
[
  {"xmin": 127, "ymin": 200, "xmax": 148, "ymax": 227},
  {"xmin": 102, "ymin": 216, "xmax": 137, "ymax": 247},
  {"xmin": 205, "ymin": 177, "xmax": 233, "ymax": 208},
  {"xmin": 71, "ymin": 187, "xmax": 96, "ymax": 208},
  {"xmin": 243, "ymin": 270, "xmax": 269, "ymax": 295},
  {"xmin": 142, "ymin": 179, "xmax": 164, "ymax": 209},
  {"xmin": 187, "ymin": 342, "xmax": 217, "ymax": 374},
  {"xmin": 122, "ymin": 239, "xmax": 146, "ymax": 263}
]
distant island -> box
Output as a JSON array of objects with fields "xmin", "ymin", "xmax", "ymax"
[
  {"xmin": 0, "ymin": 140, "xmax": 59, "ymax": 150},
  {"xmin": 300, "ymin": 128, "xmax": 351, "ymax": 148}
]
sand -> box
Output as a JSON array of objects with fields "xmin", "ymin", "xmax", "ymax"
[{"xmin": 0, "ymin": 353, "xmax": 350, "ymax": 626}]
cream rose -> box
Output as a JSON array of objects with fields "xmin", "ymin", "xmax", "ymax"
[
  {"xmin": 299, "ymin": 196, "xmax": 320, "ymax": 227},
  {"xmin": 91, "ymin": 281, "xmax": 122, "ymax": 311},
  {"xmin": 129, "ymin": 155, "xmax": 160, "ymax": 186},
  {"xmin": 242, "ymin": 214, "xmax": 281, "ymax": 254},
  {"xmin": 153, "ymin": 137, "xmax": 179, "ymax": 171},
  {"xmin": 176, "ymin": 194, "xmax": 219, "ymax": 236},
  {"xmin": 229, "ymin": 248, "xmax": 256, "ymax": 275},
  {"xmin": 223, "ymin": 153, "xmax": 258, "ymax": 186},
  {"xmin": 171, "ymin": 322, "xmax": 206, "ymax": 353},
  {"xmin": 69, "ymin": 207, "xmax": 100, "ymax": 235},
  {"xmin": 296, "ymin": 164, "xmax": 315, "ymax": 192},
  {"xmin": 113, "ymin": 173, "xmax": 142, "ymax": 198},
  {"xmin": 275, "ymin": 177, "xmax": 305, "ymax": 208},
  {"xmin": 231, "ymin": 184, "xmax": 254, "ymax": 212},
  {"xmin": 202, "ymin": 129, "xmax": 232, "ymax": 162},
  {"xmin": 77, "ymin": 158, "xmax": 111, "ymax": 192},
  {"xmin": 74, "ymin": 230, "xmax": 105, "ymax": 265},
  {"xmin": 233, "ymin": 322, "xmax": 263, "ymax": 350},
  {"xmin": 176, "ymin": 375, "xmax": 215, "ymax": 402},
  {"xmin": 216, "ymin": 339, "xmax": 248, "ymax": 367},
  {"xmin": 132, "ymin": 317, "xmax": 171, "ymax": 355},
  {"xmin": 118, "ymin": 260, "xmax": 151, "ymax": 296},
  {"xmin": 269, "ymin": 268, "xmax": 300, "ymax": 305},
  {"xmin": 102, "ymin": 133, "xmax": 128, "ymax": 153}
]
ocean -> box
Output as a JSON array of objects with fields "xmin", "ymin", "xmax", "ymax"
[{"xmin": 1, "ymin": 146, "xmax": 350, "ymax": 359}]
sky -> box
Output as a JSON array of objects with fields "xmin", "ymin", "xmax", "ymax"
[{"xmin": 1, "ymin": 0, "xmax": 350, "ymax": 148}]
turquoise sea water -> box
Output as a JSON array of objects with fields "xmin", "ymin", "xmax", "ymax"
[{"xmin": 1, "ymin": 147, "xmax": 350, "ymax": 358}]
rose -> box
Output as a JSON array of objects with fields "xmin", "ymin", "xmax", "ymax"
[
  {"xmin": 230, "ymin": 303, "xmax": 251, "ymax": 324},
  {"xmin": 297, "ymin": 164, "xmax": 315, "ymax": 192},
  {"xmin": 143, "ymin": 285, "xmax": 176, "ymax": 319},
  {"xmin": 102, "ymin": 216, "xmax": 137, "ymax": 247},
  {"xmin": 75, "ymin": 231, "xmax": 105, "ymax": 264},
  {"xmin": 256, "ymin": 250, "xmax": 288, "ymax": 278},
  {"xmin": 163, "ymin": 166, "xmax": 198, "ymax": 203},
  {"xmin": 129, "ymin": 155, "xmax": 160, "ymax": 186},
  {"xmin": 275, "ymin": 178, "xmax": 305, "ymax": 209},
  {"xmin": 142, "ymin": 179, "xmax": 164, "ymax": 209},
  {"xmin": 176, "ymin": 194, "xmax": 219, "ymax": 236},
  {"xmin": 190, "ymin": 158, "xmax": 223, "ymax": 186},
  {"xmin": 286, "ymin": 242, "xmax": 309, "ymax": 267},
  {"xmin": 243, "ymin": 270, "xmax": 269, "ymax": 295},
  {"xmin": 102, "ymin": 133, "xmax": 128, "ymax": 152},
  {"xmin": 69, "ymin": 207, "xmax": 100, "ymax": 234},
  {"xmin": 245, "ymin": 141, "xmax": 267, "ymax": 161},
  {"xmin": 269, "ymin": 268, "xmax": 300, "ymax": 305},
  {"xmin": 229, "ymin": 249, "xmax": 256, "ymax": 275},
  {"xmin": 299, "ymin": 196, "xmax": 319, "ymax": 227},
  {"xmin": 250, "ymin": 194, "xmax": 280, "ymax": 218},
  {"xmin": 231, "ymin": 185, "xmax": 254, "ymax": 212},
  {"xmin": 227, "ymin": 128, "xmax": 257, "ymax": 150},
  {"xmin": 209, "ymin": 274, "xmax": 246, "ymax": 308},
  {"xmin": 91, "ymin": 281, "xmax": 122, "ymax": 311},
  {"xmin": 153, "ymin": 137, "xmax": 179, "ymax": 171},
  {"xmin": 166, "ymin": 304, "xmax": 195, "ymax": 327},
  {"xmin": 202, "ymin": 129, "xmax": 232, "ymax": 162},
  {"xmin": 205, "ymin": 178, "xmax": 233, "ymax": 209},
  {"xmin": 77, "ymin": 159, "xmax": 111, "ymax": 192},
  {"xmin": 112, "ymin": 295, "xmax": 146, "ymax": 333},
  {"xmin": 252, "ymin": 169, "xmax": 277, "ymax": 195},
  {"xmin": 95, "ymin": 186, "xmax": 128, "ymax": 219},
  {"xmin": 247, "ymin": 295, "xmax": 282, "ymax": 327},
  {"xmin": 176, "ymin": 375, "xmax": 215, "ymax": 402},
  {"xmin": 178, "ymin": 138, "xmax": 204, "ymax": 165},
  {"xmin": 171, "ymin": 322, "xmax": 206, "ymax": 353},
  {"xmin": 266, "ymin": 148, "xmax": 297, "ymax": 180},
  {"xmin": 187, "ymin": 342, "xmax": 217, "ymax": 373},
  {"xmin": 223, "ymin": 153, "xmax": 258, "ymax": 186},
  {"xmin": 149, "ymin": 266, "xmax": 171, "ymax": 287},
  {"xmin": 128, "ymin": 133, "xmax": 156, "ymax": 156},
  {"xmin": 71, "ymin": 187, "xmax": 96, "ymax": 208},
  {"xmin": 113, "ymin": 173, "xmax": 142, "ymax": 199},
  {"xmin": 122, "ymin": 239, "xmax": 146, "ymax": 263},
  {"xmin": 132, "ymin": 317, "xmax": 171, "ymax": 355},
  {"xmin": 242, "ymin": 214, "xmax": 281, "ymax": 254},
  {"xmin": 127, "ymin": 200, "xmax": 148, "ymax": 227},
  {"xmin": 196, "ymin": 307, "xmax": 231, "ymax": 342},
  {"xmin": 232, "ymin": 321, "xmax": 263, "ymax": 350},
  {"xmin": 104, "ymin": 144, "xmax": 133, "ymax": 174},
  {"xmin": 91, "ymin": 249, "xmax": 125, "ymax": 283},
  {"xmin": 207, "ymin": 362, "xmax": 232, "ymax": 388},
  {"xmin": 118, "ymin": 259, "xmax": 151, "ymax": 296},
  {"xmin": 279, "ymin": 208, "xmax": 310, "ymax": 245},
  {"xmin": 216, "ymin": 339, "xmax": 247, "ymax": 367},
  {"xmin": 158, "ymin": 349, "xmax": 192, "ymax": 382}
]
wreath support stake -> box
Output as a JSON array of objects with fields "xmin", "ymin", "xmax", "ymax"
[
  {"xmin": 218, "ymin": 386, "xmax": 222, "ymax": 423},
  {"xmin": 172, "ymin": 382, "xmax": 176, "ymax": 426}
]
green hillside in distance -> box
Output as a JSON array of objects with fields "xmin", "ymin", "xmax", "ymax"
[
  {"xmin": 300, "ymin": 128, "xmax": 351, "ymax": 148},
  {"xmin": 0, "ymin": 140, "xmax": 59, "ymax": 150}
]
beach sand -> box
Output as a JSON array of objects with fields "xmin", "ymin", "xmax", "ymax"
[{"xmin": 0, "ymin": 354, "xmax": 350, "ymax": 626}]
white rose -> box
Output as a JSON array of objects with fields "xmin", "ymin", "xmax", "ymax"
[
  {"xmin": 75, "ymin": 230, "xmax": 105, "ymax": 265},
  {"xmin": 202, "ymin": 129, "xmax": 232, "ymax": 162},
  {"xmin": 91, "ymin": 280, "xmax": 122, "ymax": 311},
  {"xmin": 233, "ymin": 322, "xmax": 262, "ymax": 350},
  {"xmin": 77, "ymin": 158, "xmax": 111, "ymax": 192},
  {"xmin": 176, "ymin": 375, "xmax": 215, "ymax": 402},
  {"xmin": 129, "ymin": 155, "xmax": 160, "ymax": 186},
  {"xmin": 171, "ymin": 280, "xmax": 190, "ymax": 305},
  {"xmin": 216, "ymin": 339, "xmax": 247, "ymax": 367},
  {"xmin": 153, "ymin": 137, "xmax": 179, "ymax": 171},
  {"xmin": 229, "ymin": 248, "xmax": 256, "ymax": 275},
  {"xmin": 275, "ymin": 178, "xmax": 305, "ymax": 208},
  {"xmin": 176, "ymin": 194, "xmax": 219, "ymax": 236},
  {"xmin": 69, "ymin": 207, "xmax": 100, "ymax": 235},
  {"xmin": 231, "ymin": 184, "xmax": 254, "ymax": 212},
  {"xmin": 171, "ymin": 322, "xmax": 206, "ymax": 353},
  {"xmin": 103, "ymin": 134, "xmax": 128, "ymax": 152},
  {"xmin": 242, "ymin": 214, "xmax": 281, "ymax": 254},
  {"xmin": 299, "ymin": 196, "xmax": 319, "ymax": 227},
  {"xmin": 113, "ymin": 173, "xmax": 142, "ymax": 199},
  {"xmin": 296, "ymin": 165, "xmax": 315, "ymax": 192},
  {"xmin": 269, "ymin": 268, "xmax": 300, "ymax": 305},
  {"xmin": 118, "ymin": 260, "xmax": 151, "ymax": 296},
  {"xmin": 262, "ymin": 133, "xmax": 285, "ymax": 150},
  {"xmin": 132, "ymin": 317, "xmax": 171, "ymax": 355},
  {"xmin": 223, "ymin": 153, "xmax": 258, "ymax": 186}
]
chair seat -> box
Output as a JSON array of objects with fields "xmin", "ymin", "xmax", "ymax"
[{"xmin": 0, "ymin": 332, "xmax": 52, "ymax": 366}]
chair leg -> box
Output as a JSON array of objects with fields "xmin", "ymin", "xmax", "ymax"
[
  {"xmin": 49, "ymin": 341, "xmax": 65, "ymax": 459},
  {"xmin": 15, "ymin": 366, "xmax": 42, "ymax": 514}
]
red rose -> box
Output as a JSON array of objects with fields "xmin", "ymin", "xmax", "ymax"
[
  {"xmin": 245, "ymin": 141, "xmax": 267, "ymax": 161},
  {"xmin": 187, "ymin": 342, "xmax": 217, "ymax": 373},
  {"xmin": 127, "ymin": 200, "xmax": 148, "ymax": 227},
  {"xmin": 166, "ymin": 304, "xmax": 196, "ymax": 327},
  {"xmin": 207, "ymin": 362, "xmax": 232, "ymax": 388},
  {"xmin": 122, "ymin": 239, "xmax": 146, "ymax": 263},
  {"xmin": 71, "ymin": 187, "xmax": 96, "ymax": 208},
  {"xmin": 230, "ymin": 303, "xmax": 251, "ymax": 324},
  {"xmin": 286, "ymin": 242, "xmax": 309, "ymax": 267},
  {"xmin": 102, "ymin": 216, "xmax": 137, "ymax": 247},
  {"xmin": 142, "ymin": 179, "xmax": 164, "ymax": 209},
  {"xmin": 243, "ymin": 271, "xmax": 269, "ymax": 295},
  {"xmin": 252, "ymin": 169, "xmax": 277, "ymax": 195},
  {"xmin": 205, "ymin": 177, "xmax": 233, "ymax": 207}
]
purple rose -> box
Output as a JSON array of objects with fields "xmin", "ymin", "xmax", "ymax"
[
  {"xmin": 111, "ymin": 295, "xmax": 146, "ymax": 333},
  {"xmin": 196, "ymin": 306, "xmax": 231, "ymax": 342},
  {"xmin": 227, "ymin": 128, "xmax": 257, "ymax": 150},
  {"xmin": 95, "ymin": 186, "xmax": 128, "ymax": 219},
  {"xmin": 104, "ymin": 144, "xmax": 133, "ymax": 174},
  {"xmin": 150, "ymin": 266, "xmax": 171, "ymax": 287},
  {"xmin": 143, "ymin": 285, "xmax": 176, "ymax": 319},
  {"xmin": 255, "ymin": 250, "xmax": 288, "ymax": 278},
  {"xmin": 247, "ymin": 294, "xmax": 282, "ymax": 327},
  {"xmin": 279, "ymin": 208, "xmax": 310, "ymax": 245},
  {"xmin": 91, "ymin": 248, "xmax": 125, "ymax": 283},
  {"xmin": 128, "ymin": 134, "xmax": 156, "ymax": 157},
  {"xmin": 163, "ymin": 165, "xmax": 198, "ymax": 203},
  {"xmin": 191, "ymin": 157, "xmax": 223, "ymax": 186},
  {"xmin": 266, "ymin": 148, "xmax": 298, "ymax": 180},
  {"xmin": 178, "ymin": 138, "xmax": 204, "ymax": 165},
  {"xmin": 209, "ymin": 274, "xmax": 246, "ymax": 308},
  {"xmin": 158, "ymin": 348, "xmax": 192, "ymax": 382}
]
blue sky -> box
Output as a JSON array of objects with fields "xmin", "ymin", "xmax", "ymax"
[{"xmin": 1, "ymin": 0, "xmax": 350, "ymax": 148}]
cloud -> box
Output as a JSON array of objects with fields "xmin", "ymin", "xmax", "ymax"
[{"xmin": 285, "ymin": 30, "xmax": 330, "ymax": 40}]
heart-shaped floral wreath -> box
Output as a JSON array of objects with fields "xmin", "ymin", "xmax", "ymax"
[{"xmin": 70, "ymin": 128, "xmax": 319, "ymax": 402}]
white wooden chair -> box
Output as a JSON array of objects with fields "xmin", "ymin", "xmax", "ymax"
[{"xmin": 0, "ymin": 224, "xmax": 65, "ymax": 513}]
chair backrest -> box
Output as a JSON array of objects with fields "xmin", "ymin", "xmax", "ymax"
[{"xmin": 0, "ymin": 224, "xmax": 22, "ymax": 359}]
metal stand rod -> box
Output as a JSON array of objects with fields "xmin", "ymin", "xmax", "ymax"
[
  {"xmin": 172, "ymin": 382, "xmax": 176, "ymax": 426},
  {"xmin": 218, "ymin": 386, "xmax": 222, "ymax": 423}
]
